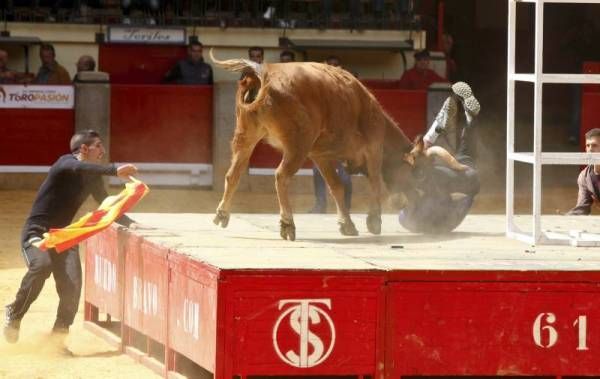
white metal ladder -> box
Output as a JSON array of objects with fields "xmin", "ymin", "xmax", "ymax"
[{"xmin": 506, "ymin": 0, "xmax": 600, "ymax": 246}]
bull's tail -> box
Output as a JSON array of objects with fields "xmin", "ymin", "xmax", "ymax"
[
  {"xmin": 209, "ymin": 48, "xmax": 263, "ymax": 78},
  {"xmin": 209, "ymin": 48, "xmax": 266, "ymax": 109}
]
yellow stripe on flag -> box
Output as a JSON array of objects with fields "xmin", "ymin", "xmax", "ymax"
[{"xmin": 34, "ymin": 177, "xmax": 149, "ymax": 253}]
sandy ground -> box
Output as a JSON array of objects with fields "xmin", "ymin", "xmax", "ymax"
[
  {"xmin": 0, "ymin": 191, "xmax": 161, "ymax": 379},
  {"xmin": 0, "ymin": 182, "xmax": 584, "ymax": 378}
]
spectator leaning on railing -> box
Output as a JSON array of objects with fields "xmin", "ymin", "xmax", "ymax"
[
  {"xmin": 34, "ymin": 44, "xmax": 71, "ymax": 85},
  {"xmin": 163, "ymin": 41, "xmax": 213, "ymax": 85}
]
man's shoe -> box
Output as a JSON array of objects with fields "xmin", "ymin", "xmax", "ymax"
[
  {"xmin": 3, "ymin": 306, "xmax": 21, "ymax": 344},
  {"xmin": 50, "ymin": 322, "xmax": 70, "ymax": 349},
  {"xmin": 451, "ymin": 81, "xmax": 480, "ymax": 117},
  {"xmin": 451, "ymin": 81, "xmax": 473, "ymax": 100},
  {"xmin": 52, "ymin": 320, "xmax": 70, "ymax": 335}
]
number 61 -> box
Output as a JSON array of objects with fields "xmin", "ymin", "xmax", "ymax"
[{"xmin": 533, "ymin": 313, "xmax": 588, "ymax": 351}]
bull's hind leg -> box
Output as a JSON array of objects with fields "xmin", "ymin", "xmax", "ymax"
[
  {"xmin": 364, "ymin": 146, "xmax": 384, "ymax": 235},
  {"xmin": 214, "ymin": 128, "xmax": 263, "ymax": 228},
  {"xmin": 274, "ymin": 152, "xmax": 309, "ymax": 241},
  {"xmin": 312, "ymin": 158, "xmax": 358, "ymax": 236}
]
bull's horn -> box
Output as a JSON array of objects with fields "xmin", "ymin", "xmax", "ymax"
[{"xmin": 426, "ymin": 146, "xmax": 468, "ymax": 171}]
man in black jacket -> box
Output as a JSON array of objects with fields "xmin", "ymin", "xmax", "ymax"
[
  {"xmin": 3, "ymin": 130, "xmax": 138, "ymax": 344},
  {"xmin": 164, "ymin": 41, "xmax": 213, "ymax": 85}
]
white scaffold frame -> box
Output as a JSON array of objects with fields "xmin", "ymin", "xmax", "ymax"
[{"xmin": 506, "ymin": 0, "xmax": 600, "ymax": 246}]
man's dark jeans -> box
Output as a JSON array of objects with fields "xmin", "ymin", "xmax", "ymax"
[{"xmin": 7, "ymin": 241, "xmax": 81, "ymax": 329}]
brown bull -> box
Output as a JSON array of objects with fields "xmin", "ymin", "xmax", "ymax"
[{"xmin": 211, "ymin": 51, "xmax": 415, "ymax": 240}]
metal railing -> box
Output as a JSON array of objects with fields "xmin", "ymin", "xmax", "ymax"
[{"xmin": 1, "ymin": 0, "xmax": 420, "ymax": 30}]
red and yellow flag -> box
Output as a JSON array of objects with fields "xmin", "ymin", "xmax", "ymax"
[{"xmin": 34, "ymin": 177, "xmax": 149, "ymax": 253}]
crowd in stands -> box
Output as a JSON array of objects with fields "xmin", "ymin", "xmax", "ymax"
[
  {"xmin": 0, "ymin": 44, "xmax": 95, "ymax": 84},
  {"xmin": 1, "ymin": 39, "xmax": 450, "ymax": 89},
  {"xmin": 0, "ymin": 1, "xmax": 420, "ymax": 30}
]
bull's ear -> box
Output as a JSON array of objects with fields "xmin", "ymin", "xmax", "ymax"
[{"xmin": 403, "ymin": 152, "xmax": 415, "ymax": 166}]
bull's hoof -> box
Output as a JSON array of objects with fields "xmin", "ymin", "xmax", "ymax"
[
  {"xmin": 366, "ymin": 213, "xmax": 382, "ymax": 235},
  {"xmin": 338, "ymin": 220, "xmax": 359, "ymax": 236},
  {"xmin": 280, "ymin": 219, "xmax": 296, "ymax": 241},
  {"xmin": 213, "ymin": 210, "xmax": 230, "ymax": 228}
]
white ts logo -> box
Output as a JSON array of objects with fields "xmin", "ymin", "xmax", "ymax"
[{"xmin": 272, "ymin": 299, "xmax": 336, "ymax": 368}]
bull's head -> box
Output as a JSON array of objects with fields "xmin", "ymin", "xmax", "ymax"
[
  {"xmin": 382, "ymin": 134, "xmax": 430, "ymax": 199},
  {"xmin": 402, "ymin": 134, "xmax": 426, "ymax": 168}
]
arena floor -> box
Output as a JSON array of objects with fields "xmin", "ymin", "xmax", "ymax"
[{"xmin": 0, "ymin": 186, "xmax": 595, "ymax": 378}]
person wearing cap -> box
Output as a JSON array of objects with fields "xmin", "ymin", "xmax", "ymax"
[
  {"xmin": 398, "ymin": 49, "xmax": 447, "ymax": 90},
  {"xmin": 398, "ymin": 81, "xmax": 481, "ymax": 234}
]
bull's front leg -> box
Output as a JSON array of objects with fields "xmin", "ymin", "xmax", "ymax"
[{"xmin": 214, "ymin": 130, "xmax": 261, "ymax": 228}]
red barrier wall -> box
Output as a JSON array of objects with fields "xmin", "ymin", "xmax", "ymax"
[
  {"xmin": 360, "ymin": 79, "xmax": 402, "ymax": 89},
  {"xmin": 84, "ymin": 228, "xmax": 123, "ymax": 319},
  {"xmin": 581, "ymin": 92, "xmax": 600, "ymax": 149},
  {"xmin": 99, "ymin": 44, "xmax": 187, "ymax": 84},
  {"xmin": 84, "ymin": 228, "xmax": 600, "ymax": 378},
  {"xmin": 370, "ymin": 88, "xmax": 427, "ymax": 139},
  {"xmin": 248, "ymin": 87, "xmax": 427, "ymax": 169},
  {"xmin": 167, "ymin": 254, "xmax": 219, "ymax": 373},
  {"xmin": 583, "ymin": 61, "xmax": 600, "ymax": 93},
  {"xmin": 124, "ymin": 234, "xmax": 169, "ymax": 344},
  {"xmin": 222, "ymin": 273, "xmax": 385, "ymax": 378},
  {"xmin": 249, "ymin": 142, "xmax": 312, "ymax": 169},
  {"xmin": 0, "ymin": 108, "xmax": 73, "ymax": 165},
  {"xmin": 110, "ymin": 85, "xmax": 213, "ymax": 163},
  {"xmin": 123, "ymin": 233, "xmax": 144, "ymax": 333},
  {"xmin": 388, "ymin": 281, "xmax": 600, "ymax": 376}
]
